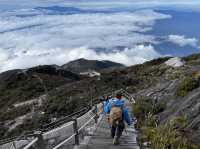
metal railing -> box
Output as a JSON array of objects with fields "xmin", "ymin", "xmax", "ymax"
[
  {"xmin": 0, "ymin": 89, "xmax": 134, "ymax": 149},
  {"xmin": 21, "ymin": 105, "xmax": 100, "ymax": 149},
  {"xmin": 23, "ymin": 138, "xmax": 38, "ymax": 149},
  {"xmin": 42, "ymin": 106, "xmax": 90, "ymax": 132}
]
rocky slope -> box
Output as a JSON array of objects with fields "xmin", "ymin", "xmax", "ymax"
[
  {"xmin": 131, "ymin": 54, "xmax": 200, "ymax": 147},
  {"xmin": 0, "ymin": 54, "xmax": 200, "ymax": 147}
]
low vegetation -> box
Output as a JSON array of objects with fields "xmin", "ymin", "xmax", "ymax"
[
  {"xmin": 184, "ymin": 53, "xmax": 200, "ymax": 65},
  {"xmin": 141, "ymin": 117, "xmax": 198, "ymax": 149},
  {"xmin": 132, "ymin": 97, "xmax": 165, "ymax": 128},
  {"xmin": 44, "ymin": 96, "xmax": 82, "ymax": 117},
  {"xmin": 5, "ymin": 114, "xmax": 50, "ymax": 138},
  {"xmin": 132, "ymin": 97, "xmax": 198, "ymax": 149},
  {"xmin": 175, "ymin": 76, "xmax": 200, "ymax": 97},
  {"xmin": 0, "ymin": 105, "xmax": 32, "ymax": 122}
]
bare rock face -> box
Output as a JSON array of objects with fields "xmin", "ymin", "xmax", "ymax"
[
  {"xmin": 80, "ymin": 70, "xmax": 101, "ymax": 77},
  {"xmin": 165, "ymin": 57, "xmax": 185, "ymax": 68}
]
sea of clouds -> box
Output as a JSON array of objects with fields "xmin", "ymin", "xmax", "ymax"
[{"xmin": 0, "ymin": 0, "xmax": 199, "ymax": 72}]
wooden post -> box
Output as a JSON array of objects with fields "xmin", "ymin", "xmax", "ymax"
[
  {"xmin": 94, "ymin": 105, "xmax": 99, "ymax": 124},
  {"xmin": 90, "ymin": 87, "xmax": 93, "ymax": 107},
  {"xmin": 34, "ymin": 131, "xmax": 45, "ymax": 149},
  {"xmin": 72, "ymin": 117, "xmax": 79, "ymax": 145},
  {"xmin": 12, "ymin": 141, "xmax": 16, "ymax": 149}
]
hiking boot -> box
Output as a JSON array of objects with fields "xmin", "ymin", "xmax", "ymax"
[
  {"xmin": 113, "ymin": 136, "xmax": 120, "ymax": 145},
  {"xmin": 111, "ymin": 134, "xmax": 114, "ymax": 138}
]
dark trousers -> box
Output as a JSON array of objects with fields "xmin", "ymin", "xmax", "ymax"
[{"xmin": 111, "ymin": 120, "xmax": 125, "ymax": 138}]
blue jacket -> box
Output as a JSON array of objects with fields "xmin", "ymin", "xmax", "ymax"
[
  {"xmin": 104, "ymin": 98, "xmax": 132, "ymax": 125},
  {"xmin": 102, "ymin": 101, "xmax": 108, "ymax": 113},
  {"xmin": 102, "ymin": 99, "xmax": 113, "ymax": 113}
]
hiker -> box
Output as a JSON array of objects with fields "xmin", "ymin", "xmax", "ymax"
[
  {"xmin": 105, "ymin": 92, "xmax": 132, "ymax": 145},
  {"xmin": 99, "ymin": 96, "xmax": 105, "ymax": 114},
  {"xmin": 100, "ymin": 96, "xmax": 113, "ymax": 114},
  {"xmin": 104, "ymin": 96, "xmax": 113, "ymax": 110}
]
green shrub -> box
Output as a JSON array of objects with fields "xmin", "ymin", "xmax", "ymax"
[
  {"xmin": 132, "ymin": 98, "xmax": 152, "ymax": 117},
  {"xmin": 176, "ymin": 77, "xmax": 200, "ymax": 97},
  {"xmin": 0, "ymin": 105, "xmax": 32, "ymax": 121},
  {"xmin": 44, "ymin": 95, "xmax": 81, "ymax": 117},
  {"xmin": 144, "ymin": 112, "xmax": 158, "ymax": 128},
  {"xmin": 132, "ymin": 98, "xmax": 198, "ymax": 148},
  {"xmin": 0, "ymin": 125, "xmax": 7, "ymax": 139},
  {"xmin": 143, "ymin": 57, "xmax": 171, "ymax": 66},
  {"xmin": 132, "ymin": 97, "xmax": 165, "ymax": 128},
  {"xmin": 142, "ymin": 117, "xmax": 198, "ymax": 149},
  {"xmin": 184, "ymin": 54, "xmax": 200, "ymax": 61},
  {"xmin": 167, "ymin": 69, "xmax": 185, "ymax": 80}
]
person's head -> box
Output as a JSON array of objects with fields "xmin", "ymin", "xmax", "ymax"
[
  {"xmin": 99, "ymin": 96, "xmax": 105, "ymax": 102},
  {"xmin": 107, "ymin": 96, "xmax": 112, "ymax": 100},
  {"xmin": 116, "ymin": 92, "xmax": 122, "ymax": 100},
  {"xmin": 105, "ymin": 96, "xmax": 109, "ymax": 102}
]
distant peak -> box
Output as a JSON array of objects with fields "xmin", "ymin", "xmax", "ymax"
[
  {"xmin": 62, "ymin": 58, "xmax": 124, "ymax": 73},
  {"xmin": 76, "ymin": 58, "xmax": 88, "ymax": 61}
]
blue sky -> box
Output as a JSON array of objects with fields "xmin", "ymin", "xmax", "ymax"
[{"xmin": 0, "ymin": 0, "xmax": 200, "ymax": 72}]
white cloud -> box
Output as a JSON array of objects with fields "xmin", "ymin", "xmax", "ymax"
[
  {"xmin": 0, "ymin": 49, "xmax": 8, "ymax": 63},
  {"xmin": 0, "ymin": 45, "xmax": 161, "ymax": 72},
  {"xmin": 1, "ymin": 0, "xmax": 200, "ymax": 73},
  {"xmin": 168, "ymin": 35, "xmax": 198, "ymax": 47},
  {"xmin": 0, "ymin": 8, "xmax": 171, "ymax": 72},
  {"xmin": 0, "ymin": 10, "xmax": 168, "ymax": 50},
  {"xmin": 0, "ymin": 49, "xmax": 9, "ymax": 72},
  {"xmin": 0, "ymin": 0, "xmax": 200, "ymax": 10}
]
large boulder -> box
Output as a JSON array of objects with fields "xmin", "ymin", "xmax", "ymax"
[{"xmin": 165, "ymin": 57, "xmax": 185, "ymax": 68}]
